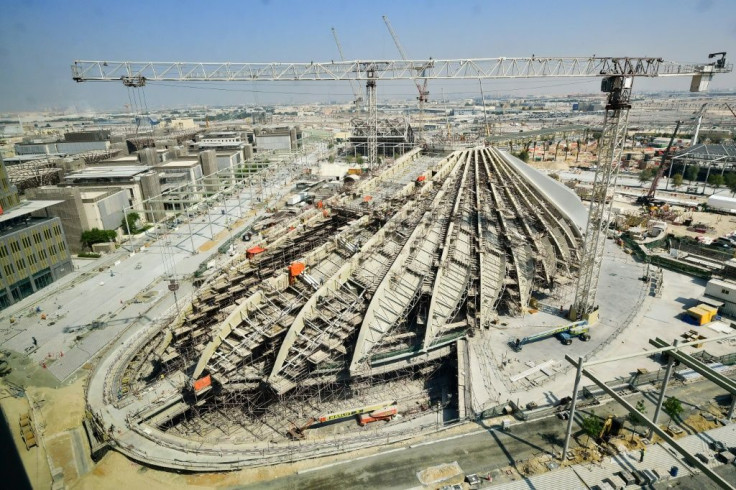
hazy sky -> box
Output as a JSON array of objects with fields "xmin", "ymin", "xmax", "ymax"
[{"xmin": 1, "ymin": 0, "xmax": 734, "ymax": 113}]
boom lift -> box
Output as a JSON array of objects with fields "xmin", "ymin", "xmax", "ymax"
[{"xmin": 511, "ymin": 321, "xmax": 590, "ymax": 351}]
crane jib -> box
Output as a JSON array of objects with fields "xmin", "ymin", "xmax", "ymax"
[{"xmin": 71, "ymin": 56, "xmax": 732, "ymax": 83}]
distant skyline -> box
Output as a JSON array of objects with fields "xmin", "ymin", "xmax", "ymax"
[{"xmin": 1, "ymin": 0, "xmax": 735, "ymax": 113}]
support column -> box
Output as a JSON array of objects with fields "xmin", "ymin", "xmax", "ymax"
[
  {"xmin": 651, "ymin": 339, "xmax": 678, "ymax": 435},
  {"xmin": 728, "ymin": 395, "xmax": 736, "ymax": 420},
  {"xmin": 186, "ymin": 208, "xmax": 196, "ymax": 254},
  {"xmin": 562, "ymin": 356, "xmax": 584, "ymax": 460},
  {"xmin": 366, "ymin": 67, "xmax": 378, "ymax": 169}
]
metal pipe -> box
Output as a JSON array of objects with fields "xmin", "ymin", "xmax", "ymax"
[
  {"xmin": 583, "ymin": 331, "xmax": 736, "ymax": 367},
  {"xmin": 651, "ymin": 339, "xmax": 678, "ymax": 434},
  {"xmin": 579, "ymin": 364, "xmax": 734, "ymax": 490},
  {"xmin": 561, "ymin": 356, "xmax": 584, "ymax": 460}
]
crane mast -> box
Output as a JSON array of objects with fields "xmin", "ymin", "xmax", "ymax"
[{"xmin": 71, "ymin": 53, "xmax": 731, "ymax": 323}]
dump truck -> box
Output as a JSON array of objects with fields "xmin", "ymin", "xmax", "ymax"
[{"xmin": 511, "ymin": 321, "xmax": 590, "ymax": 351}]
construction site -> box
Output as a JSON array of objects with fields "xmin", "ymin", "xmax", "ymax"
[
  {"xmin": 4, "ymin": 6, "xmax": 736, "ymax": 487},
  {"xmin": 50, "ymin": 45, "xmax": 736, "ymax": 486},
  {"xmin": 78, "ymin": 144, "xmax": 591, "ymax": 470}
]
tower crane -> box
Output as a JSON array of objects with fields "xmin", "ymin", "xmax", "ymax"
[
  {"xmin": 382, "ymin": 15, "xmax": 430, "ymax": 141},
  {"xmin": 71, "ymin": 52, "xmax": 731, "ymax": 322},
  {"xmin": 331, "ymin": 27, "xmax": 363, "ymax": 109}
]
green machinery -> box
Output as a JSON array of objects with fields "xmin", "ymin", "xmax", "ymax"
[{"xmin": 511, "ymin": 321, "xmax": 590, "ymax": 351}]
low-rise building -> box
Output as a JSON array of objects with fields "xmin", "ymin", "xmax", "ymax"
[
  {"xmin": 0, "ymin": 157, "xmax": 73, "ymax": 309},
  {"xmin": 26, "ymin": 186, "xmax": 128, "ymax": 253},
  {"xmin": 704, "ymin": 277, "xmax": 736, "ymax": 317}
]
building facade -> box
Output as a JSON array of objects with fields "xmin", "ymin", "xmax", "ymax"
[{"xmin": 0, "ymin": 158, "xmax": 73, "ymax": 309}]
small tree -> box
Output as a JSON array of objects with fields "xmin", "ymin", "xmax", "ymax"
[
  {"xmin": 724, "ymin": 173, "xmax": 736, "ymax": 195},
  {"xmin": 517, "ymin": 149, "xmax": 530, "ymax": 162},
  {"xmin": 122, "ymin": 212, "xmax": 141, "ymax": 234},
  {"xmin": 672, "ymin": 173, "xmax": 684, "ymax": 189},
  {"xmin": 355, "ymin": 154, "xmax": 364, "ymax": 166},
  {"xmin": 662, "ymin": 397, "xmax": 683, "ymax": 429},
  {"xmin": 707, "ymin": 173, "xmax": 724, "ymax": 194},
  {"xmin": 639, "ymin": 168, "xmax": 654, "ymax": 185},
  {"xmin": 580, "ymin": 410, "xmax": 602, "ymax": 446},
  {"xmin": 327, "ymin": 154, "xmax": 335, "ymax": 163},
  {"xmin": 80, "ymin": 228, "xmax": 117, "ymax": 250},
  {"xmin": 627, "ymin": 400, "xmax": 648, "ymax": 441},
  {"xmin": 685, "ymin": 165, "xmax": 700, "ymax": 183}
]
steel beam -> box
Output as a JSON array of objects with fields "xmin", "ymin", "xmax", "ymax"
[
  {"xmin": 650, "ymin": 338, "xmax": 736, "ymax": 396},
  {"xmin": 583, "ymin": 331, "xmax": 736, "ymax": 367},
  {"xmin": 565, "ymin": 357, "xmax": 735, "ymax": 490},
  {"xmin": 561, "ymin": 356, "xmax": 584, "ymax": 459},
  {"xmin": 651, "ymin": 339, "xmax": 678, "ymax": 432}
]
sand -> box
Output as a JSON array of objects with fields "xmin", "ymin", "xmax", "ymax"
[{"xmin": 27, "ymin": 377, "xmax": 86, "ymax": 436}]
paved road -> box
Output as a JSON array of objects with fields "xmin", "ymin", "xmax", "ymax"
[{"xmin": 240, "ymin": 379, "xmax": 733, "ymax": 490}]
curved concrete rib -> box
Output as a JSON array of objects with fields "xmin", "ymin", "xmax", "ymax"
[
  {"xmin": 422, "ymin": 150, "xmax": 473, "ymax": 350},
  {"xmin": 348, "ymin": 152, "xmax": 467, "ymax": 373},
  {"xmin": 192, "ymin": 290, "xmax": 264, "ymax": 379}
]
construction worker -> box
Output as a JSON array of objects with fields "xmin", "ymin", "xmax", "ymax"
[{"xmin": 640, "ymin": 447, "xmax": 645, "ymax": 463}]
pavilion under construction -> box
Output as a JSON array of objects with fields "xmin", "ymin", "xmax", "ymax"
[{"xmin": 85, "ymin": 146, "xmax": 589, "ymax": 470}]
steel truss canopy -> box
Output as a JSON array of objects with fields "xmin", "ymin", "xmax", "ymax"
[{"xmin": 71, "ymin": 57, "xmax": 732, "ymax": 86}]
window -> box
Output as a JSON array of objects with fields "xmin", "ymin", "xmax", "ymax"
[
  {"xmin": 50, "ymin": 245, "xmax": 57, "ymax": 256},
  {"xmin": 10, "ymin": 241, "xmax": 20, "ymax": 253},
  {"xmin": 39, "ymin": 249, "xmax": 47, "ymax": 260},
  {"xmin": 722, "ymin": 288, "xmax": 730, "ymax": 295},
  {"xmin": 34, "ymin": 233, "xmax": 42, "ymax": 244},
  {"xmin": 0, "ymin": 245, "xmax": 6, "ymax": 258},
  {"xmin": 54, "ymin": 226, "xmax": 61, "ymax": 237},
  {"xmin": 44, "ymin": 229, "xmax": 52, "ymax": 240},
  {"xmin": 16, "ymin": 258, "xmax": 25, "ymax": 271},
  {"xmin": 29, "ymin": 254, "xmax": 37, "ymax": 265},
  {"xmin": 4, "ymin": 264, "xmax": 14, "ymax": 276}
]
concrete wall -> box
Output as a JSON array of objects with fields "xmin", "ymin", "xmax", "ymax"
[
  {"xmin": 26, "ymin": 186, "xmax": 86, "ymax": 253},
  {"xmin": 85, "ymin": 190, "xmax": 128, "ymax": 231},
  {"xmin": 139, "ymin": 172, "xmax": 166, "ymax": 222},
  {"xmin": 257, "ymin": 134, "xmax": 291, "ymax": 151}
]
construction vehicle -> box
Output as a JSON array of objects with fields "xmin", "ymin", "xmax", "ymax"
[
  {"xmin": 636, "ymin": 120, "xmax": 682, "ymax": 207},
  {"xmin": 358, "ymin": 406, "xmax": 398, "ymax": 426},
  {"xmin": 287, "ymin": 401, "xmax": 397, "ymax": 438},
  {"xmin": 598, "ymin": 415, "xmax": 624, "ymax": 441},
  {"xmin": 286, "ymin": 417, "xmax": 315, "ymax": 440},
  {"xmin": 511, "ymin": 321, "xmax": 590, "ymax": 351}
]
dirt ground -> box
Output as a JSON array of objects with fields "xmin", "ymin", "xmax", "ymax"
[
  {"xmin": 28, "ymin": 377, "xmax": 86, "ymax": 436},
  {"xmin": 0, "ymin": 389, "xmax": 53, "ymax": 489}
]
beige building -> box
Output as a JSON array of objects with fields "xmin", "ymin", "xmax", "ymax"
[
  {"xmin": 26, "ymin": 186, "xmax": 128, "ymax": 253},
  {"xmin": 0, "ymin": 157, "xmax": 73, "ymax": 309}
]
